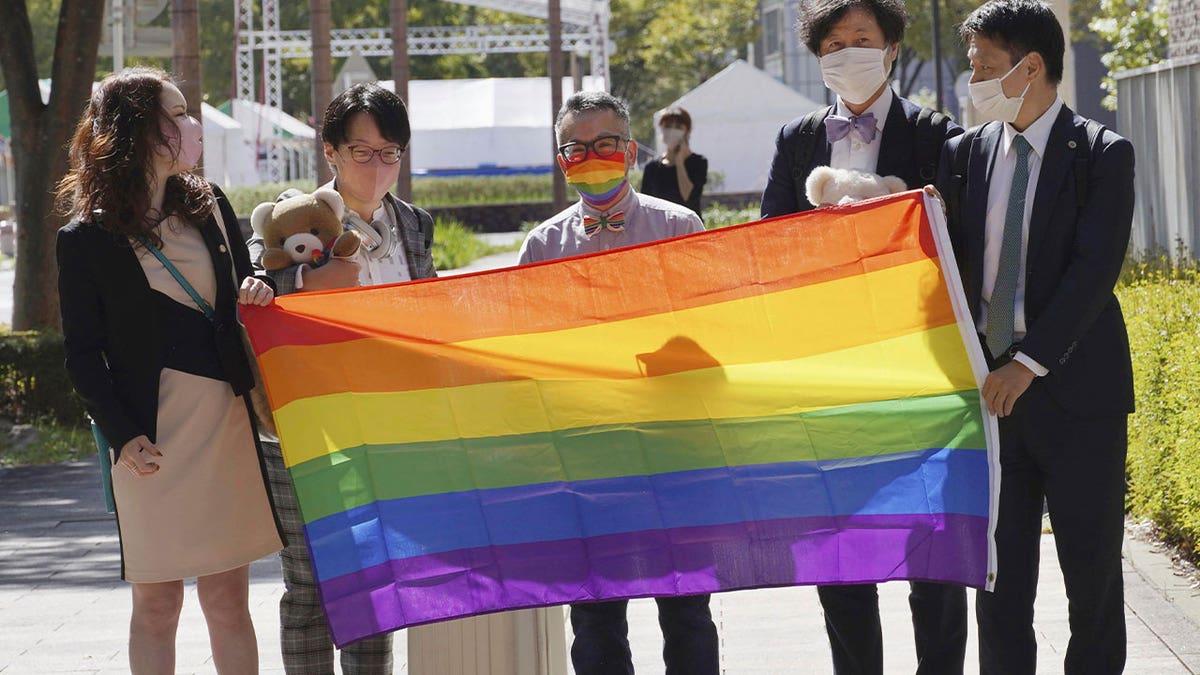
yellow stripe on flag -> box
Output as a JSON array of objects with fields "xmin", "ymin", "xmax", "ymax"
[
  {"xmin": 273, "ymin": 323, "xmax": 974, "ymax": 467},
  {"xmin": 258, "ymin": 259, "xmax": 954, "ymax": 407}
]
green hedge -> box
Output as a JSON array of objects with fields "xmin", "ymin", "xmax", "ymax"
[
  {"xmin": 222, "ymin": 169, "xmax": 746, "ymax": 213},
  {"xmin": 0, "ymin": 331, "xmax": 87, "ymax": 427},
  {"xmin": 433, "ymin": 218, "xmax": 521, "ymax": 270},
  {"xmin": 1118, "ymin": 263, "xmax": 1200, "ymax": 557}
]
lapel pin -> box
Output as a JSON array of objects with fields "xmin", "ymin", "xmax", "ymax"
[
  {"xmin": 1067, "ymin": 140, "xmax": 1077, "ymax": 149},
  {"xmin": 219, "ymin": 244, "xmax": 227, "ymax": 253}
]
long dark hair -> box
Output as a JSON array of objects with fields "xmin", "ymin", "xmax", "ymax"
[{"xmin": 56, "ymin": 67, "xmax": 213, "ymax": 246}]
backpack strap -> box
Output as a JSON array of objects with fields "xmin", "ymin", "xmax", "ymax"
[
  {"xmin": 915, "ymin": 107, "xmax": 952, "ymax": 184},
  {"xmin": 945, "ymin": 125, "xmax": 986, "ymax": 227},
  {"xmin": 790, "ymin": 106, "xmax": 833, "ymax": 207},
  {"xmin": 1074, "ymin": 119, "xmax": 1105, "ymax": 210}
]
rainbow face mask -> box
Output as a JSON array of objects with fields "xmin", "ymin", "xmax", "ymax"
[{"xmin": 562, "ymin": 155, "xmax": 629, "ymax": 207}]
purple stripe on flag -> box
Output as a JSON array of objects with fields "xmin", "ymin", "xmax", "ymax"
[{"xmin": 320, "ymin": 512, "xmax": 989, "ymax": 647}]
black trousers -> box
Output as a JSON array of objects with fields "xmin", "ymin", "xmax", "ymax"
[
  {"xmin": 817, "ymin": 581, "xmax": 968, "ymax": 674},
  {"xmin": 569, "ymin": 594, "xmax": 718, "ymax": 675},
  {"xmin": 978, "ymin": 385, "xmax": 1128, "ymax": 674}
]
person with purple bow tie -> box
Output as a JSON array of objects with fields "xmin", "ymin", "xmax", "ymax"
[
  {"xmin": 760, "ymin": 1, "xmax": 969, "ymax": 673},
  {"xmin": 761, "ymin": 0, "xmax": 964, "ymax": 219}
]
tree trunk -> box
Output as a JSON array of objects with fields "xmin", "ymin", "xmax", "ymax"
[
  {"xmin": 173, "ymin": 0, "xmax": 202, "ymax": 175},
  {"xmin": 311, "ymin": 0, "xmax": 333, "ymax": 186},
  {"xmin": 0, "ymin": 0, "xmax": 105, "ymax": 332},
  {"xmin": 390, "ymin": 0, "xmax": 411, "ymax": 201},
  {"xmin": 549, "ymin": 0, "xmax": 567, "ymax": 211}
]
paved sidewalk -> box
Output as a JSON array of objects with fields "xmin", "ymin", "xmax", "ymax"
[{"xmin": 2, "ymin": 460, "xmax": 1199, "ymax": 674}]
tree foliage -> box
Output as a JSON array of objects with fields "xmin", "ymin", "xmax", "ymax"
[
  {"xmin": 608, "ymin": 0, "xmax": 759, "ymax": 142},
  {"xmin": 0, "ymin": 0, "xmax": 105, "ymax": 330},
  {"xmin": 1089, "ymin": 0, "xmax": 1168, "ymax": 110},
  {"xmin": 892, "ymin": 0, "xmax": 974, "ymax": 110}
]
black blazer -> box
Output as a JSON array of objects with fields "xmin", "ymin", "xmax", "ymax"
[
  {"xmin": 936, "ymin": 105, "xmax": 1136, "ymax": 417},
  {"xmin": 57, "ymin": 185, "xmax": 264, "ymax": 453},
  {"xmin": 761, "ymin": 95, "xmax": 963, "ymax": 217}
]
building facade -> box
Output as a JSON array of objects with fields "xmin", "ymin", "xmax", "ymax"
[{"xmin": 1169, "ymin": 0, "xmax": 1200, "ymax": 57}]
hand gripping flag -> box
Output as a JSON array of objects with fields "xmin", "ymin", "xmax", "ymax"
[{"xmin": 242, "ymin": 190, "xmax": 999, "ymax": 647}]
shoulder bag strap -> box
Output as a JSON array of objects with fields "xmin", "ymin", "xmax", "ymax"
[{"xmin": 136, "ymin": 235, "xmax": 215, "ymax": 322}]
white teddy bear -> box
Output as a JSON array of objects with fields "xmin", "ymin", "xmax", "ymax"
[{"xmin": 805, "ymin": 166, "xmax": 908, "ymax": 207}]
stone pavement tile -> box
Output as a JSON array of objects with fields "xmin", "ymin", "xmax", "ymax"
[
  {"xmin": 1124, "ymin": 656, "xmax": 1195, "ymax": 674},
  {"xmin": 2, "ymin": 642, "xmax": 119, "ymax": 673}
]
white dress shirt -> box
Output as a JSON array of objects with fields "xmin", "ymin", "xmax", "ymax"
[
  {"xmin": 829, "ymin": 86, "xmax": 893, "ymax": 173},
  {"xmin": 343, "ymin": 199, "xmax": 412, "ymax": 286},
  {"xmin": 978, "ymin": 96, "xmax": 1064, "ymax": 375}
]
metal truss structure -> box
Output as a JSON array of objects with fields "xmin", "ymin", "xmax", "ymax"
[{"xmin": 235, "ymin": 0, "xmax": 611, "ymax": 180}]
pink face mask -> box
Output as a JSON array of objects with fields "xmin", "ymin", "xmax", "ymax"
[
  {"xmin": 177, "ymin": 115, "xmax": 203, "ymax": 168},
  {"xmin": 337, "ymin": 161, "xmax": 400, "ymax": 209},
  {"xmin": 162, "ymin": 114, "xmax": 203, "ymax": 170}
]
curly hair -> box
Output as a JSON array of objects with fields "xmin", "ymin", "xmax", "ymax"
[{"xmin": 56, "ymin": 67, "xmax": 213, "ymax": 247}]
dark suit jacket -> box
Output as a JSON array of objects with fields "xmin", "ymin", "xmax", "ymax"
[
  {"xmin": 935, "ymin": 105, "xmax": 1136, "ymax": 417},
  {"xmin": 57, "ymin": 185, "xmax": 263, "ymax": 453},
  {"xmin": 761, "ymin": 95, "xmax": 964, "ymax": 217}
]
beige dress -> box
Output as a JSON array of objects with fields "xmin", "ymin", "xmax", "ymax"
[{"xmin": 111, "ymin": 218, "xmax": 282, "ymax": 583}]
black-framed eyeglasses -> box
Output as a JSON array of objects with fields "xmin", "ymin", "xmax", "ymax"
[
  {"xmin": 557, "ymin": 135, "xmax": 628, "ymax": 165},
  {"xmin": 342, "ymin": 144, "xmax": 406, "ymax": 165}
]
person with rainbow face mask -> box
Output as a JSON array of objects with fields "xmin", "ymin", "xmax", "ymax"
[
  {"xmin": 519, "ymin": 91, "xmax": 705, "ymax": 263},
  {"xmin": 518, "ymin": 92, "xmax": 714, "ymax": 674}
]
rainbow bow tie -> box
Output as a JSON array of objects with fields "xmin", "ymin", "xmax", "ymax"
[{"xmin": 582, "ymin": 211, "xmax": 625, "ymax": 238}]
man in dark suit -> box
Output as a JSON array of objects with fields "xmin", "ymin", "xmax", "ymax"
[
  {"xmin": 937, "ymin": 1, "xmax": 1135, "ymax": 672},
  {"xmin": 760, "ymin": 2, "xmax": 968, "ymax": 673},
  {"xmin": 761, "ymin": 0, "xmax": 963, "ymax": 220}
]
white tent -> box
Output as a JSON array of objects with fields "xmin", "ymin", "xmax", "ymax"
[
  {"xmin": 667, "ymin": 60, "xmax": 823, "ymax": 194},
  {"xmin": 223, "ymin": 99, "xmax": 316, "ymax": 182},
  {"xmin": 201, "ymin": 102, "xmax": 258, "ymax": 187},
  {"xmin": 381, "ymin": 76, "xmax": 605, "ymax": 175}
]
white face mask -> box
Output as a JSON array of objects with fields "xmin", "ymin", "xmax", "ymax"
[
  {"xmin": 968, "ymin": 56, "xmax": 1031, "ymax": 124},
  {"xmin": 820, "ymin": 47, "xmax": 891, "ymax": 106},
  {"xmin": 660, "ymin": 127, "xmax": 685, "ymax": 149}
]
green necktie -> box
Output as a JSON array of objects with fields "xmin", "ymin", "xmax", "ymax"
[{"xmin": 986, "ymin": 134, "xmax": 1033, "ymax": 360}]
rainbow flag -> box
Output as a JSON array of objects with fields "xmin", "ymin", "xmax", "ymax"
[{"xmin": 242, "ymin": 190, "xmax": 998, "ymax": 647}]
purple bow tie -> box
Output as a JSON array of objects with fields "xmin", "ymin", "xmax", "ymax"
[{"xmin": 825, "ymin": 112, "xmax": 878, "ymax": 143}]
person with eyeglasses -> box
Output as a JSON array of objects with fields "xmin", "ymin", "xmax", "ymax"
[
  {"xmin": 518, "ymin": 91, "xmax": 716, "ymax": 675},
  {"xmin": 519, "ymin": 91, "xmax": 705, "ymax": 264},
  {"xmin": 247, "ymin": 81, "xmax": 436, "ymax": 674}
]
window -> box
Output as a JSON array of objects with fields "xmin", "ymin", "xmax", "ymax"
[{"xmin": 764, "ymin": 8, "xmax": 782, "ymax": 56}]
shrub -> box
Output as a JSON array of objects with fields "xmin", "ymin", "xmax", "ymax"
[
  {"xmin": 222, "ymin": 181, "xmax": 316, "ymax": 214},
  {"xmin": 0, "ymin": 331, "xmax": 87, "ymax": 427},
  {"xmin": 702, "ymin": 203, "xmax": 761, "ymax": 229},
  {"xmin": 222, "ymin": 176, "xmax": 561, "ymax": 212},
  {"xmin": 433, "ymin": 217, "xmax": 521, "ymax": 270},
  {"xmin": 0, "ymin": 420, "xmax": 93, "ymax": 467},
  {"xmin": 223, "ymin": 168, "xmax": 765, "ymax": 213},
  {"xmin": 1119, "ymin": 261, "xmax": 1200, "ymax": 558}
]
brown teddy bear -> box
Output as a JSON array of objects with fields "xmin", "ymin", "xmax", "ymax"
[{"xmin": 251, "ymin": 187, "xmax": 361, "ymax": 271}]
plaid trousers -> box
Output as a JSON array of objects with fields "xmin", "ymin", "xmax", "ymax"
[{"xmin": 263, "ymin": 441, "xmax": 394, "ymax": 674}]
